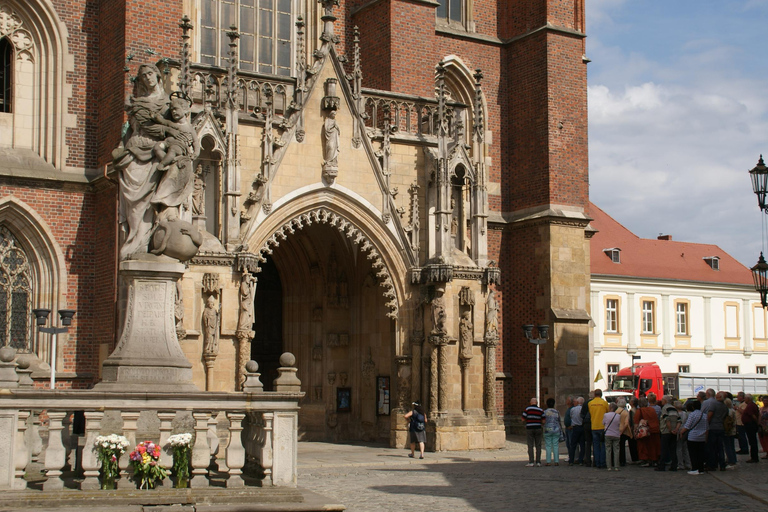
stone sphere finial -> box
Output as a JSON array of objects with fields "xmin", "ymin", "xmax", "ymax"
[
  {"xmin": 279, "ymin": 352, "xmax": 296, "ymax": 367},
  {"xmin": 0, "ymin": 346, "xmax": 16, "ymax": 363},
  {"xmin": 15, "ymin": 356, "xmax": 30, "ymax": 370},
  {"xmin": 245, "ymin": 360, "xmax": 259, "ymax": 373}
]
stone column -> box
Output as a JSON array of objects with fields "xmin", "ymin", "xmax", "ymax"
[
  {"xmin": 430, "ymin": 334, "xmax": 449, "ymax": 415},
  {"xmin": 410, "ymin": 336, "xmax": 423, "ymax": 402},
  {"xmin": 225, "ymin": 412, "xmax": 246, "ymax": 488},
  {"xmin": 13, "ymin": 411, "xmax": 29, "ymax": 490},
  {"xmin": 118, "ymin": 411, "xmax": 139, "ymax": 489},
  {"xmin": 43, "ymin": 411, "xmax": 66, "ymax": 490},
  {"xmin": 190, "ymin": 412, "xmax": 211, "ymax": 488},
  {"xmin": 428, "ymin": 341, "xmax": 438, "ymax": 418},
  {"xmin": 204, "ymin": 354, "xmax": 216, "ymax": 391},
  {"xmin": 460, "ymin": 358, "xmax": 470, "ymax": 413},
  {"xmin": 80, "ymin": 411, "xmax": 103, "ymax": 490},
  {"xmin": 484, "ymin": 335, "xmax": 498, "ymax": 417},
  {"xmin": 157, "ymin": 411, "xmax": 175, "ymax": 487}
]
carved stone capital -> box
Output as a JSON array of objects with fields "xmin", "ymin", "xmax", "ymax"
[
  {"xmin": 429, "ymin": 334, "xmax": 451, "ymax": 347},
  {"xmin": 395, "ymin": 355, "xmax": 412, "ymax": 367},
  {"xmin": 484, "ymin": 333, "xmax": 499, "ymax": 346}
]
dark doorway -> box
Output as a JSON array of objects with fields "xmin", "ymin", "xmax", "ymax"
[{"xmin": 252, "ymin": 256, "xmax": 283, "ymax": 391}]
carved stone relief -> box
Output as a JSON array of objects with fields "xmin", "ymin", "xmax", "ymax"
[{"xmin": 459, "ymin": 310, "xmax": 473, "ymax": 361}]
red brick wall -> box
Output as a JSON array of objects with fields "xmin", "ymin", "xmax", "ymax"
[
  {"xmin": 50, "ymin": 0, "xmax": 99, "ymax": 170},
  {"xmin": 0, "ymin": 181, "xmax": 102, "ymax": 386}
]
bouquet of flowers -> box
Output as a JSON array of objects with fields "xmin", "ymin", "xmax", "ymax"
[
  {"xmin": 94, "ymin": 434, "xmax": 129, "ymax": 489},
  {"xmin": 129, "ymin": 440, "xmax": 167, "ymax": 489},
  {"xmin": 167, "ymin": 433, "xmax": 192, "ymax": 488}
]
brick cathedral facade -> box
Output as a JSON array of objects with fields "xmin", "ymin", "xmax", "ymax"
[{"xmin": 0, "ymin": 0, "xmax": 590, "ymax": 446}]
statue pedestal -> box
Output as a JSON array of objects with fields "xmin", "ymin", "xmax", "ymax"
[{"xmin": 96, "ymin": 258, "xmax": 197, "ymax": 392}]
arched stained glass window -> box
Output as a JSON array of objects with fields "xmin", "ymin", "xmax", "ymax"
[{"xmin": 0, "ymin": 226, "xmax": 32, "ymax": 351}]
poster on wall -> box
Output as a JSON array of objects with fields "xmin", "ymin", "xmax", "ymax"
[
  {"xmin": 377, "ymin": 376, "xmax": 390, "ymax": 416},
  {"xmin": 337, "ymin": 387, "xmax": 351, "ymax": 412}
]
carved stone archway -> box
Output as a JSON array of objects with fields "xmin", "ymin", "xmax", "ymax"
[{"xmin": 252, "ymin": 207, "xmax": 399, "ymax": 319}]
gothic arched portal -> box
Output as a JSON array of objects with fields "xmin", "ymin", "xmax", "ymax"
[{"xmin": 253, "ymin": 220, "xmax": 395, "ymax": 442}]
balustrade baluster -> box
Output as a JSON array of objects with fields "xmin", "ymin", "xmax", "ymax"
[
  {"xmin": 118, "ymin": 411, "xmax": 139, "ymax": 489},
  {"xmin": 261, "ymin": 412, "xmax": 274, "ymax": 486},
  {"xmin": 225, "ymin": 412, "xmax": 245, "ymax": 487},
  {"xmin": 80, "ymin": 411, "xmax": 103, "ymax": 490},
  {"xmin": 43, "ymin": 411, "xmax": 67, "ymax": 490},
  {"xmin": 190, "ymin": 411, "xmax": 211, "ymax": 488},
  {"xmin": 13, "ymin": 411, "xmax": 29, "ymax": 490},
  {"xmin": 157, "ymin": 411, "xmax": 175, "ymax": 487}
]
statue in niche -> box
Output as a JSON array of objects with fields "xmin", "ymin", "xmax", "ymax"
[
  {"xmin": 486, "ymin": 289, "xmax": 498, "ymax": 339},
  {"xmin": 431, "ymin": 294, "xmax": 447, "ymax": 335},
  {"xmin": 237, "ymin": 273, "xmax": 257, "ymax": 333},
  {"xmin": 112, "ymin": 63, "xmax": 201, "ymax": 261},
  {"xmin": 322, "ymin": 109, "xmax": 340, "ymax": 174},
  {"xmin": 459, "ymin": 310, "xmax": 473, "ymax": 360},
  {"xmin": 191, "ymin": 163, "xmax": 206, "ymax": 216},
  {"xmin": 202, "ymin": 295, "xmax": 219, "ymax": 356}
]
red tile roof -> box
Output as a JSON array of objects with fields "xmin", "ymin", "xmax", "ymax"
[{"xmin": 589, "ymin": 203, "xmax": 753, "ymax": 285}]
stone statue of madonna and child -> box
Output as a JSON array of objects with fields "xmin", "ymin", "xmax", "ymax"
[{"xmin": 112, "ymin": 63, "xmax": 202, "ymax": 262}]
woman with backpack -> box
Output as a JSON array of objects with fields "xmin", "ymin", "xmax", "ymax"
[{"xmin": 405, "ymin": 401, "xmax": 428, "ymax": 459}]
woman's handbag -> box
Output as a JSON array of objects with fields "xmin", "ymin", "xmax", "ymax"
[{"xmin": 635, "ymin": 419, "xmax": 650, "ymax": 439}]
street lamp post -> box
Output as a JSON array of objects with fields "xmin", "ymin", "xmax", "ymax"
[
  {"xmin": 522, "ymin": 324, "xmax": 549, "ymax": 405},
  {"xmin": 749, "ymin": 155, "xmax": 768, "ymax": 307},
  {"xmin": 31, "ymin": 308, "xmax": 76, "ymax": 389}
]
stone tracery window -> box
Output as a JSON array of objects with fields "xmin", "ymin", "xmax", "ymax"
[
  {"xmin": 0, "ymin": 226, "xmax": 32, "ymax": 351},
  {"xmin": 0, "ymin": 37, "xmax": 11, "ymax": 113},
  {"xmin": 200, "ymin": 0, "xmax": 293, "ymax": 76}
]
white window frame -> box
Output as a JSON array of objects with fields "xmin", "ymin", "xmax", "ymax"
[
  {"xmin": 675, "ymin": 301, "xmax": 689, "ymax": 336},
  {"xmin": 727, "ymin": 365, "xmax": 739, "ymax": 374},
  {"xmin": 678, "ymin": 365, "xmax": 690, "ymax": 373},
  {"xmin": 642, "ymin": 300, "xmax": 655, "ymax": 334},
  {"xmin": 756, "ymin": 366, "xmax": 766, "ymax": 375},
  {"xmin": 605, "ymin": 298, "xmax": 619, "ymax": 333}
]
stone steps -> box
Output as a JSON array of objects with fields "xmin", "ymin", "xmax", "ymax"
[{"xmin": 0, "ymin": 487, "xmax": 345, "ymax": 512}]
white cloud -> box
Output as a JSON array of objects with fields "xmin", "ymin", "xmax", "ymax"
[{"xmin": 587, "ymin": 3, "xmax": 768, "ymax": 267}]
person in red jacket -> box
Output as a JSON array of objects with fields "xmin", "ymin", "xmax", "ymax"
[{"xmin": 741, "ymin": 394, "xmax": 760, "ymax": 463}]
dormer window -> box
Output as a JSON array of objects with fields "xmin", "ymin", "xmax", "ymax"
[
  {"xmin": 704, "ymin": 256, "xmax": 720, "ymax": 271},
  {"xmin": 603, "ymin": 248, "xmax": 621, "ymax": 263}
]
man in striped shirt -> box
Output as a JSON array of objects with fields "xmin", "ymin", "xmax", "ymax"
[{"xmin": 523, "ymin": 398, "xmax": 545, "ymax": 467}]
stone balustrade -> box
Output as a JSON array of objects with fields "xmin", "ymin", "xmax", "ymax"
[{"xmin": 0, "ymin": 354, "xmax": 304, "ymax": 492}]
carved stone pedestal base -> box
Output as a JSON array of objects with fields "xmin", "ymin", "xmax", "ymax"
[{"xmin": 96, "ymin": 258, "xmax": 197, "ymax": 392}]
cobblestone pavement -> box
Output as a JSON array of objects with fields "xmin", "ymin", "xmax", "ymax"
[{"xmin": 298, "ymin": 437, "xmax": 768, "ymax": 512}]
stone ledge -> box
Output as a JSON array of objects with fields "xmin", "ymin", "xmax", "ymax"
[{"xmin": 0, "ymin": 487, "xmax": 344, "ymax": 512}]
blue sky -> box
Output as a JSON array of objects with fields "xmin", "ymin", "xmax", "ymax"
[{"xmin": 586, "ymin": 0, "xmax": 768, "ymax": 268}]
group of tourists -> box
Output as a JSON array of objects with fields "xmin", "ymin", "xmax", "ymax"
[{"xmin": 522, "ymin": 389, "xmax": 768, "ymax": 474}]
